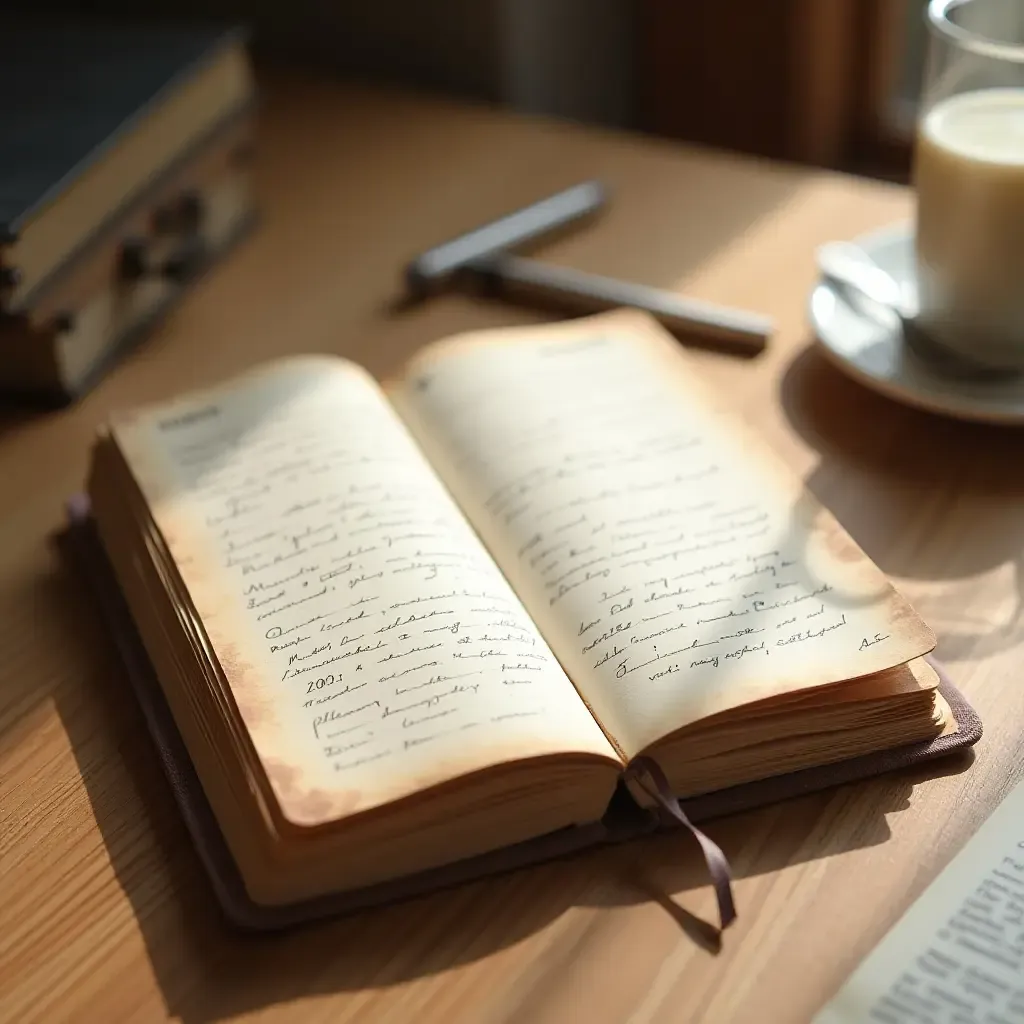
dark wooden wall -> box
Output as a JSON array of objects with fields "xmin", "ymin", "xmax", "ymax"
[{"xmin": 637, "ymin": 0, "xmax": 915, "ymax": 177}]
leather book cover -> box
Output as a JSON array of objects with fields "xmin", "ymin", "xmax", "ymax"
[{"xmin": 59, "ymin": 504, "xmax": 983, "ymax": 931}]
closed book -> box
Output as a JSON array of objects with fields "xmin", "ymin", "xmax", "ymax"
[
  {"xmin": 0, "ymin": 111, "xmax": 256, "ymax": 404},
  {"xmin": 0, "ymin": 22, "xmax": 254, "ymax": 311}
]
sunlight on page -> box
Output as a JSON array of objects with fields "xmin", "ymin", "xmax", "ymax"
[
  {"xmin": 111, "ymin": 357, "xmax": 618, "ymax": 825},
  {"xmin": 394, "ymin": 312, "xmax": 935, "ymax": 756}
]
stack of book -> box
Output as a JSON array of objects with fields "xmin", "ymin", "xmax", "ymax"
[{"xmin": 0, "ymin": 23, "xmax": 257, "ymax": 403}]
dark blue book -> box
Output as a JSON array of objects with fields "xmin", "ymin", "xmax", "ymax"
[{"xmin": 0, "ymin": 22, "xmax": 252, "ymax": 309}]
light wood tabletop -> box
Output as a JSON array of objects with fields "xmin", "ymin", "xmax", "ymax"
[{"xmin": 1, "ymin": 70, "xmax": 1022, "ymax": 1024}]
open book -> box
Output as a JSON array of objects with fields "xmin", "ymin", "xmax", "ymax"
[{"xmin": 81, "ymin": 311, "xmax": 975, "ymax": 923}]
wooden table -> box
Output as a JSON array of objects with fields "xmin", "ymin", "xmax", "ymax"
[{"xmin": 1, "ymin": 71, "xmax": 1022, "ymax": 1024}]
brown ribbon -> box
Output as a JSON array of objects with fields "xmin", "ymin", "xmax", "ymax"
[{"xmin": 624, "ymin": 756, "xmax": 737, "ymax": 931}]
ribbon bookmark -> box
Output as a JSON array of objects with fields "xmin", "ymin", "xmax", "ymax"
[{"xmin": 624, "ymin": 756, "xmax": 737, "ymax": 931}]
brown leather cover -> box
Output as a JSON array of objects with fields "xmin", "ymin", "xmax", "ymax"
[{"xmin": 59, "ymin": 502, "xmax": 983, "ymax": 930}]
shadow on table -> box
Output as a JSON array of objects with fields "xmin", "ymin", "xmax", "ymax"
[
  {"xmin": 780, "ymin": 342, "xmax": 1024, "ymax": 663},
  {"xmin": 0, "ymin": 399, "xmax": 58, "ymax": 447},
  {"xmin": 48, "ymin": 546, "xmax": 975, "ymax": 1024}
]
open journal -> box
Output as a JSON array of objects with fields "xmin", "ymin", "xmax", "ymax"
[{"xmin": 79, "ymin": 311, "xmax": 978, "ymax": 926}]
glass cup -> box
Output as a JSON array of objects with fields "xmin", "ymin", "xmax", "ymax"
[{"xmin": 913, "ymin": 0, "xmax": 1024, "ymax": 370}]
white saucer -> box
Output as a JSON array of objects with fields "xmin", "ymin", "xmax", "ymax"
[{"xmin": 810, "ymin": 222, "xmax": 1024, "ymax": 426}]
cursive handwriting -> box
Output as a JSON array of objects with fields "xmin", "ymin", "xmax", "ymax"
[
  {"xmin": 859, "ymin": 632, "xmax": 890, "ymax": 650},
  {"xmin": 399, "ymin": 330, "xmax": 924, "ymax": 752},
  {"xmin": 145, "ymin": 362, "xmax": 609, "ymax": 792}
]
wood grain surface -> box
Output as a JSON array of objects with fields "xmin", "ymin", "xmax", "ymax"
[{"xmin": 1, "ymin": 71, "xmax": 1022, "ymax": 1024}]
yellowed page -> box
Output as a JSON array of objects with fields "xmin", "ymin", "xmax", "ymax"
[
  {"xmin": 813, "ymin": 775, "xmax": 1024, "ymax": 1023},
  {"xmin": 392, "ymin": 311, "xmax": 935, "ymax": 757},
  {"xmin": 111, "ymin": 356, "xmax": 619, "ymax": 827}
]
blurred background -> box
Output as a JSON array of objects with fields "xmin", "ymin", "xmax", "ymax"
[{"xmin": 14, "ymin": 0, "xmax": 928, "ymax": 180}]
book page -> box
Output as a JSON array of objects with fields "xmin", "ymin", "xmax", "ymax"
[
  {"xmin": 392, "ymin": 312, "xmax": 935, "ymax": 756},
  {"xmin": 814, "ymin": 775, "xmax": 1024, "ymax": 1024},
  {"xmin": 110, "ymin": 356, "xmax": 619, "ymax": 827}
]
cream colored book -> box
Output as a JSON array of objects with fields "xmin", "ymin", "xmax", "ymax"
[{"xmin": 81, "ymin": 311, "xmax": 969, "ymax": 918}]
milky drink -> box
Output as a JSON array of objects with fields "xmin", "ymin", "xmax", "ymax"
[{"xmin": 914, "ymin": 87, "xmax": 1024, "ymax": 369}]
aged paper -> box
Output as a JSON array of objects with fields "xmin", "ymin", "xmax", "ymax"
[
  {"xmin": 814, "ymin": 776, "xmax": 1024, "ymax": 1024},
  {"xmin": 111, "ymin": 356, "xmax": 618, "ymax": 826},
  {"xmin": 393, "ymin": 312, "xmax": 936, "ymax": 755}
]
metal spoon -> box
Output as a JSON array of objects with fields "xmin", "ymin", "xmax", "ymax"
[{"xmin": 816, "ymin": 241, "xmax": 1012, "ymax": 381}]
